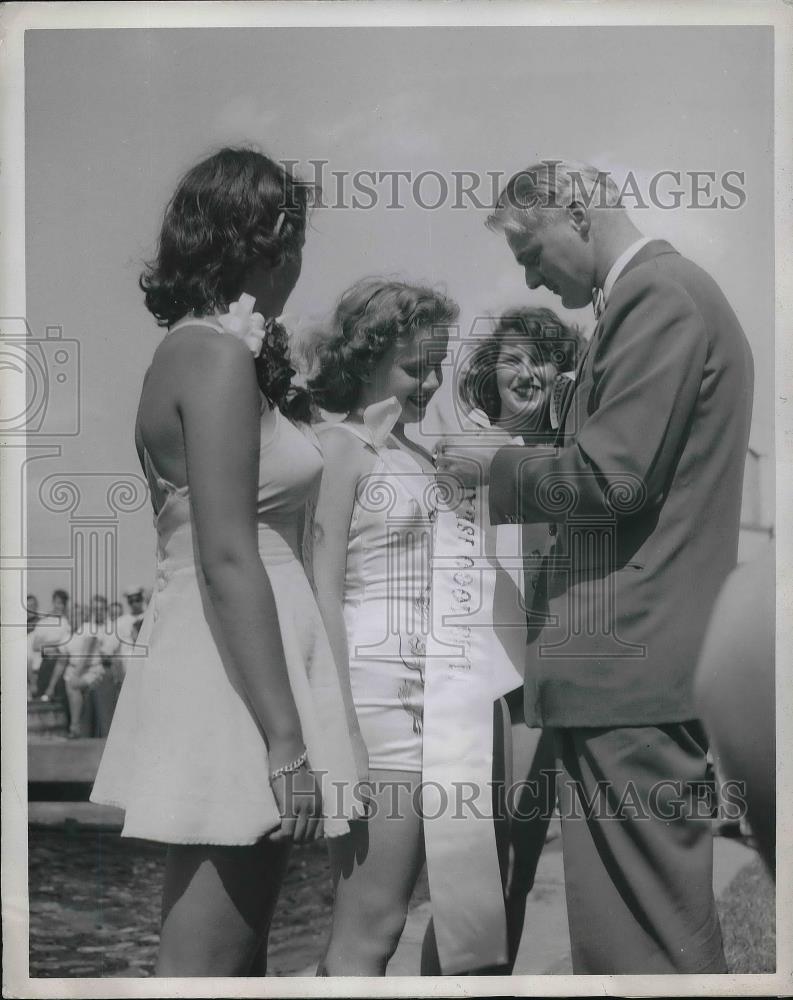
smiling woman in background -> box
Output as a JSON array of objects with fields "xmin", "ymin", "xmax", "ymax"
[
  {"xmin": 459, "ymin": 306, "xmax": 583, "ymax": 442},
  {"xmin": 458, "ymin": 306, "xmax": 585, "ymax": 970}
]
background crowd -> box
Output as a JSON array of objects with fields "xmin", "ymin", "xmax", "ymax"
[{"xmin": 26, "ymin": 587, "xmax": 148, "ymax": 738}]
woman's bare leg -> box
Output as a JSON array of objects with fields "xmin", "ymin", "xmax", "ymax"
[
  {"xmin": 156, "ymin": 838, "xmax": 292, "ymax": 977},
  {"xmin": 323, "ymin": 769, "xmax": 425, "ymax": 976},
  {"xmin": 65, "ymin": 678, "xmax": 84, "ymax": 737},
  {"xmin": 40, "ymin": 655, "xmax": 66, "ymax": 701}
]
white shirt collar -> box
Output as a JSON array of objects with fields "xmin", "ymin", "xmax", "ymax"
[{"xmin": 603, "ymin": 236, "xmax": 653, "ymax": 302}]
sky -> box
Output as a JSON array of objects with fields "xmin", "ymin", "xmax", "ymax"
[{"xmin": 22, "ymin": 25, "xmax": 774, "ymax": 605}]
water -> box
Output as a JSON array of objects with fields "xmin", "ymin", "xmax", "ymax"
[{"xmin": 28, "ymin": 828, "xmax": 345, "ymax": 977}]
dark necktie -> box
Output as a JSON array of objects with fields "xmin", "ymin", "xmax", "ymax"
[{"xmin": 592, "ymin": 286, "xmax": 605, "ymax": 322}]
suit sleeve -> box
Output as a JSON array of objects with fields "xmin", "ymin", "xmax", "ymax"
[{"xmin": 489, "ymin": 275, "xmax": 708, "ymax": 524}]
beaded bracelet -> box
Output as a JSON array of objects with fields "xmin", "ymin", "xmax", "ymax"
[{"xmin": 269, "ymin": 749, "xmax": 308, "ymax": 781}]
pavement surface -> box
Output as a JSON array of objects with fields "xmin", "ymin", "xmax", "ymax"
[{"xmin": 297, "ymin": 828, "xmax": 757, "ymax": 976}]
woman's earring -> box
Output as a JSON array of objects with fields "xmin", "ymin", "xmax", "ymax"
[{"xmin": 274, "ymin": 211, "xmax": 286, "ymax": 236}]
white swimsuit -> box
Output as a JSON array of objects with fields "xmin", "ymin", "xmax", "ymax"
[
  {"xmin": 91, "ymin": 317, "xmax": 363, "ymax": 843},
  {"xmin": 317, "ymin": 413, "xmax": 436, "ymax": 773}
]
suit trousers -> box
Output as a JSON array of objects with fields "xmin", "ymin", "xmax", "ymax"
[{"xmin": 551, "ymin": 722, "xmax": 727, "ymax": 973}]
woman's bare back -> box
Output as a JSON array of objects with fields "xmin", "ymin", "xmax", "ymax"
[{"xmin": 135, "ymin": 326, "xmax": 215, "ymax": 490}]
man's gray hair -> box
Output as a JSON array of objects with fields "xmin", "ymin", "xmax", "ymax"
[{"xmin": 487, "ymin": 159, "xmax": 623, "ymax": 233}]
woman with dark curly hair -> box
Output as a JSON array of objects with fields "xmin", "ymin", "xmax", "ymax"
[
  {"xmin": 91, "ymin": 147, "xmax": 363, "ymax": 976},
  {"xmin": 459, "ymin": 306, "xmax": 583, "ymax": 440},
  {"xmin": 307, "ymin": 278, "xmax": 457, "ymax": 974},
  {"xmin": 457, "ymin": 306, "xmax": 585, "ymax": 971}
]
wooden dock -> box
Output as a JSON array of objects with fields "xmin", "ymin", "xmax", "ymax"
[{"xmin": 28, "ymin": 734, "xmax": 123, "ymax": 831}]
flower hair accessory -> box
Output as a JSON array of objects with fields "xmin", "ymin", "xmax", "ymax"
[
  {"xmin": 215, "ymin": 299, "xmax": 313, "ymax": 420},
  {"xmin": 217, "ymin": 293, "xmax": 269, "ymax": 355}
]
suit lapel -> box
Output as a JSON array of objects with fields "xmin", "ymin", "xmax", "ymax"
[
  {"xmin": 552, "ymin": 240, "xmax": 679, "ymax": 447},
  {"xmin": 553, "ymin": 320, "xmax": 600, "ymax": 446}
]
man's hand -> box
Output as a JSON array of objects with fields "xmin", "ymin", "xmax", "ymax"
[{"xmin": 433, "ymin": 430, "xmax": 513, "ymax": 490}]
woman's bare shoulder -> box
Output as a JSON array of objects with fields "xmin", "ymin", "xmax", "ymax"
[
  {"xmin": 152, "ymin": 324, "xmax": 250, "ymax": 370},
  {"xmin": 145, "ymin": 327, "xmax": 258, "ymax": 411}
]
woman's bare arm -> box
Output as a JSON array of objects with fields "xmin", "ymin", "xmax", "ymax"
[
  {"xmin": 177, "ymin": 329, "xmax": 305, "ymax": 771},
  {"xmin": 311, "ymin": 426, "xmax": 371, "ymax": 781}
]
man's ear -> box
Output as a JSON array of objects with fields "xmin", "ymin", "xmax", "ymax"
[{"xmin": 568, "ymin": 201, "xmax": 590, "ymax": 237}]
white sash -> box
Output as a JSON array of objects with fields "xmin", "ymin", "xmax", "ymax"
[
  {"xmin": 335, "ymin": 399, "xmax": 524, "ymax": 972},
  {"xmin": 423, "ymin": 481, "xmax": 523, "ymax": 973}
]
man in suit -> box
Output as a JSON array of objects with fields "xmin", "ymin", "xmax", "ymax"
[{"xmin": 437, "ymin": 160, "xmax": 754, "ymax": 973}]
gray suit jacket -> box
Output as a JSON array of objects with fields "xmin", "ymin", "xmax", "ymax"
[{"xmin": 489, "ymin": 241, "xmax": 754, "ymax": 727}]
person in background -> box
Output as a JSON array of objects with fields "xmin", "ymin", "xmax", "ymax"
[
  {"xmin": 86, "ymin": 595, "xmax": 123, "ymax": 737},
  {"xmin": 63, "ymin": 601, "xmax": 104, "ymax": 738},
  {"xmin": 107, "ymin": 597, "xmax": 130, "ymax": 693},
  {"xmin": 32, "ymin": 589, "xmax": 72, "ymax": 703},
  {"xmin": 695, "ymin": 545, "xmax": 775, "ymax": 876},
  {"xmin": 114, "ymin": 586, "xmax": 148, "ymax": 681},
  {"xmin": 26, "ymin": 593, "xmax": 40, "ymax": 629},
  {"xmin": 457, "ymin": 305, "xmax": 585, "ymax": 969},
  {"xmin": 26, "ymin": 594, "xmax": 41, "ymax": 699},
  {"xmin": 118, "ymin": 586, "xmax": 147, "ymax": 639},
  {"xmin": 70, "ymin": 603, "xmax": 85, "ymax": 631}
]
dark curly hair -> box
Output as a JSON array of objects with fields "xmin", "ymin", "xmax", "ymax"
[
  {"xmin": 254, "ymin": 319, "xmax": 315, "ymax": 423},
  {"xmin": 140, "ymin": 146, "xmax": 315, "ymax": 419},
  {"xmin": 458, "ymin": 306, "xmax": 584, "ymax": 430},
  {"xmin": 308, "ymin": 279, "xmax": 459, "ymax": 413}
]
